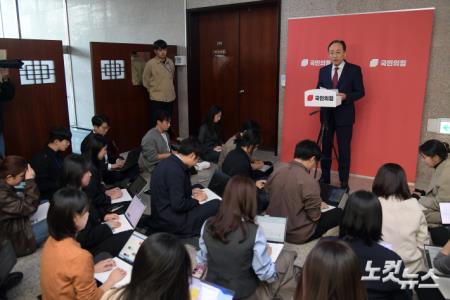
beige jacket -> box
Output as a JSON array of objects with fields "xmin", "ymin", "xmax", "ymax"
[
  {"xmin": 419, "ymin": 158, "xmax": 450, "ymax": 224},
  {"xmin": 142, "ymin": 56, "xmax": 175, "ymax": 102},
  {"xmin": 379, "ymin": 196, "xmax": 430, "ymax": 274}
]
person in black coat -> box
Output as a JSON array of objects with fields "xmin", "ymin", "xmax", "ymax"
[
  {"xmin": 81, "ymin": 114, "xmax": 138, "ymax": 185},
  {"xmin": 340, "ymin": 190, "xmax": 411, "ymax": 300},
  {"xmin": 147, "ymin": 137, "xmax": 220, "ymax": 237},
  {"xmin": 81, "ymin": 133, "xmax": 123, "ymax": 216},
  {"xmin": 198, "ymin": 105, "xmax": 223, "ymax": 163},
  {"xmin": 317, "ymin": 40, "xmax": 365, "ymax": 189},
  {"xmin": 31, "ymin": 128, "xmax": 72, "ymax": 200},
  {"xmin": 62, "ymin": 154, "xmax": 132, "ymax": 256},
  {"xmin": 222, "ymin": 129, "xmax": 268, "ymax": 212}
]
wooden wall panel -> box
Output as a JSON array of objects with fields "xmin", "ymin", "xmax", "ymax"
[
  {"xmin": 0, "ymin": 38, "xmax": 70, "ymax": 160},
  {"xmin": 90, "ymin": 42, "xmax": 178, "ymax": 152}
]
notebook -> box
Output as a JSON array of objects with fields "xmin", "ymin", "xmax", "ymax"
[
  {"xmin": 111, "ymin": 175, "xmax": 147, "ymax": 204},
  {"xmin": 440, "ymin": 203, "xmax": 450, "ymax": 224},
  {"xmin": 94, "ymin": 231, "xmax": 147, "ymax": 287},
  {"xmin": 30, "ymin": 202, "xmax": 50, "ymax": 224},
  {"xmin": 113, "ymin": 195, "xmax": 146, "ymax": 234},
  {"xmin": 255, "ymin": 215, "xmax": 287, "ymax": 262},
  {"xmin": 190, "ymin": 277, "xmax": 234, "ymax": 300}
]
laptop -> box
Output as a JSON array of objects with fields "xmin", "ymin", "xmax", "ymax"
[
  {"xmin": 440, "ymin": 203, "xmax": 450, "ymax": 224},
  {"xmin": 119, "ymin": 148, "xmax": 141, "ymax": 172},
  {"xmin": 111, "ymin": 175, "xmax": 147, "ymax": 205},
  {"xmin": 255, "ymin": 215, "xmax": 287, "ymax": 262},
  {"xmin": 190, "ymin": 277, "xmax": 234, "ymax": 300},
  {"xmin": 94, "ymin": 231, "xmax": 147, "ymax": 287},
  {"xmin": 422, "ymin": 245, "xmax": 450, "ymax": 299},
  {"xmin": 113, "ymin": 195, "xmax": 146, "ymax": 234}
]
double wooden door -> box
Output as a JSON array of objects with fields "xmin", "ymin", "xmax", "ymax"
[{"xmin": 188, "ymin": 1, "xmax": 280, "ymax": 150}]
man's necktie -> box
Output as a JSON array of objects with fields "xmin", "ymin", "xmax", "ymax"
[{"xmin": 332, "ymin": 67, "xmax": 339, "ymax": 89}]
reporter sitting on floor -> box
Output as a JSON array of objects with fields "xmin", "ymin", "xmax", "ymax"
[
  {"xmin": 62, "ymin": 154, "xmax": 132, "ymax": 257},
  {"xmin": 40, "ymin": 188, "xmax": 126, "ymax": 300},
  {"xmin": 197, "ymin": 176, "xmax": 277, "ymax": 299},
  {"xmin": 146, "ymin": 137, "xmax": 220, "ymax": 237},
  {"xmin": 0, "ymin": 156, "xmax": 45, "ymax": 257},
  {"xmin": 266, "ymin": 140, "xmax": 341, "ymax": 244},
  {"xmin": 101, "ymin": 233, "xmax": 191, "ymax": 300}
]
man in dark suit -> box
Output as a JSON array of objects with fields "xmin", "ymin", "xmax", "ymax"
[
  {"xmin": 317, "ymin": 40, "xmax": 365, "ymax": 189},
  {"xmin": 147, "ymin": 137, "xmax": 220, "ymax": 237}
]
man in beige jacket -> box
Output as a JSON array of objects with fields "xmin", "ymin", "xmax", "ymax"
[{"xmin": 142, "ymin": 39, "xmax": 176, "ymax": 127}]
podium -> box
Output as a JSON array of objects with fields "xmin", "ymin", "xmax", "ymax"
[{"xmin": 304, "ymin": 89, "xmax": 342, "ymax": 107}]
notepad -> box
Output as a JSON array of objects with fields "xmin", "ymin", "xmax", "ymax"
[
  {"xmin": 111, "ymin": 189, "xmax": 133, "ymax": 204},
  {"xmin": 321, "ymin": 204, "xmax": 336, "ymax": 213},
  {"xmin": 199, "ymin": 188, "xmax": 222, "ymax": 205},
  {"xmin": 30, "ymin": 202, "xmax": 50, "ymax": 224},
  {"xmin": 440, "ymin": 203, "xmax": 450, "ymax": 224},
  {"xmin": 256, "ymin": 215, "xmax": 287, "ymax": 262}
]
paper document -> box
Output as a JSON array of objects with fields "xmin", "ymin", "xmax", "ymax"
[
  {"xmin": 94, "ymin": 257, "xmax": 132, "ymax": 288},
  {"xmin": 268, "ymin": 242, "xmax": 283, "ymax": 263},
  {"xmin": 112, "ymin": 215, "xmax": 134, "ymax": 234},
  {"xmin": 30, "ymin": 202, "xmax": 50, "ymax": 224},
  {"xmin": 259, "ymin": 164, "xmax": 271, "ymax": 172},
  {"xmin": 111, "ymin": 189, "xmax": 133, "ymax": 204},
  {"xmin": 321, "ymin": 204, "xmax": 336, "ymax": 213},
  {"xmin": 199, "ymin": 188, "xmax": 222, "ymax": 205},
  {"xmin": 440, "ymin": 203, "xmax": 450, "ymax": 224}
]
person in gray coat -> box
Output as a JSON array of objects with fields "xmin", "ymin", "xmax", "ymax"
[{"xmin": 138, "ymin": 110, "xmax": 172, "ymax": 181}]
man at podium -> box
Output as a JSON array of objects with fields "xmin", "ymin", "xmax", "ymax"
[{"xmin": 317, "ymin": 40, "xmax": 365, "ymax": 189}]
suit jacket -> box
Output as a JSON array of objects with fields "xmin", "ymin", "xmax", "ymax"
[
  {"xmin": 138, "ymin": 127, "xmax": 171, "ymax": 175},
  {"xmin": 31, "ymin": 145, "xmax": 63, "ymax": 200},
  {"xmin": 317, "ymin": 61, "xmax": 365, "ymax": 126},
  {"xmin": 149, "ymin": 155, "xmax": 199, "ymax": 233},
  {"xmin": 266, "ymin": 161, "xmax": 321, "ymax": 244}
]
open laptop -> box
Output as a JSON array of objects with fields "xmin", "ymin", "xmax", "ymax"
[
  {"xmin": 113, "ymin": 195, "xmax": 146, "ymax": 234},
  {"xmin": 119, "ymin": 147, "xmax": 141, "ymax": 172},
  {"xmin": 95, "ymin": 231, "xmax": 147, "ymax": 287},
  {"xmin": 255, "ymin": 215, "xmax": 287, "ymax": 262},
  {"xmin": 190, "ymin": 277, "xmax": 234, "ymax": 300},
  {"xmin": 422, "ymin": 245, "xmax": 450, "ymax": 299}
]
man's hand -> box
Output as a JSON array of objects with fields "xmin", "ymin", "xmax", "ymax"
[
  {"xmin": 214, "ymin": 145, "xmax": 223, "ymax": 152},
  {"xmin": 192, "ymin": 189, "xmax": 207, "ymax": 202},
  {"xmin": 337, "ymin": 92, "xmax": 347, "ymax": 100},
  {"xmin": 251, "ymin": 160, "xmax": 264, "ymax": 170},
  {"xmin": 320, "ymin": 202, "xmax": 329, "ymax": 210},
  {"xmin": 256, "ymin": 180, "xmax": 267, "ymax": 189},
  {"xmin": 111, "ymin": 158, "xmax": 125, "ymax": 170},
  {"xmin": 106, "ymin": 187, "xmax": 123, "ymax": 199}
]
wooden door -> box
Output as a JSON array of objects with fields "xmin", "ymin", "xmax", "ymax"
[
  {"xmin": 90, "ymin": 42, "xmax": 178, "ymax": 152},
  {"xmin": 188, "ymin": 1, "xmax": 280, "ymax": 150},
  {"xmin": 0, "ymin": 38, "xmax": 70, "ymax": 159},
  {"xmin": 239, "ymin": 5, "xmax": 279, "ymax": 149}
]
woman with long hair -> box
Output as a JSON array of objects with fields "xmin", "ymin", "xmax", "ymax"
[
  {"xmin": 62, "ymin": 154, "xmax": 131, "ymax": 257},
  {"xmin": 198, "ymin": 105, "xmax": 223, "ymax": 163},
  {"xmin": 339, "ymin": 190, "xmax": 411, "ymax": 300},
  {"xmin": 81, "ymin": 133, "xmax": 122, "ymax": 216},
  {"xmin": 372, "ymin": 163, "xmax": 429, "ymax": 273},
  {"xmin": 295, "ymin": 239, "xmax": 367, "ymax": 300},
  {"xmin": 101, "ymin": 233, "xmax": 191, "ymax": 300},
  {"xmin": 197, "ymin": 175, "xmax": 276, "ymax": 299}
]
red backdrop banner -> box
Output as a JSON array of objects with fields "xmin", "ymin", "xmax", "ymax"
[{"xmin": 281, "ymin": 9, "xmax": 434, "ymax": 181}]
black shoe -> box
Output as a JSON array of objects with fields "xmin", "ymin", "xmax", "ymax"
[{"xmin": 0, "ymin": 272, "xmax": 23, "ymax": 292}]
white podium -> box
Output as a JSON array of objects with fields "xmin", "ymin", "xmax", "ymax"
[{"xmin": 304, "ymin": 89, "xmax": 342, "ymax": 107}]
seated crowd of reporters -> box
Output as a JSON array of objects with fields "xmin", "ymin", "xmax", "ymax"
[{"xmin": 0, "ymin": 107, "xmax": 449, "ymax": 300}]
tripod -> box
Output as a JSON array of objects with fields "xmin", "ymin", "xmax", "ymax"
[{"xmin": 310, "ymin": 109, "xmax": 339, "ymax": 180}]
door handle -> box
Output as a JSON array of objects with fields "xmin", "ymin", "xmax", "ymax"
[{"xmin": 239, "ymin": 89, "xmax": 245, "ymax": 94}]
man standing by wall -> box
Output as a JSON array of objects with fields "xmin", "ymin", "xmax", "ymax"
[
  {"xmin": 142, "ymin": 39, "xmax": 176, "ymax": 127},
  {"xmin": 317, "ymin": 40, "xmax": 365, "ymax": 189}
]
